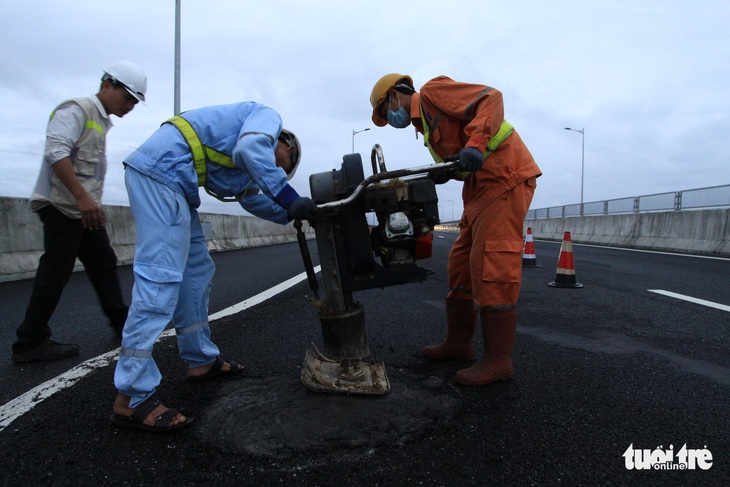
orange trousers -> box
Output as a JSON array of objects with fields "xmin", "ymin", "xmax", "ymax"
[{"xmin": 447, "ymin": 178, "xmax": 536, "ymax": 307}]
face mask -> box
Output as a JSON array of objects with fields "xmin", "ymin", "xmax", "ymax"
[
  {"xmin": 387, "ymin": 92, "xmax": 411, "ymax": 128},
  {"xmin": 388, "ymin": 107, "xmax": 411, "ymax": 128}
]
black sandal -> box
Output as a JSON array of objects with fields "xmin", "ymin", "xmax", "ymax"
[
  {"xmin": 187, "ymin": 356, "xmax": 245, "ymax": 382},
  {"xmin": 110, "ymin": 396, "xmax": 192, "ymax": 432}
]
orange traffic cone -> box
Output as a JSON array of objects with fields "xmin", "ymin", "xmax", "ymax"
[
  {"xmin": 548, "ymin": 231, "xmax": 583, "ymax": 288},
  {"xmin": 522, "ymin": 227, "xmax": 540, "ymax": 268}
]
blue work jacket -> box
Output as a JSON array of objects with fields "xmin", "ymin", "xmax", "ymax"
[{"xmin": 124, "ymin": 102, "xmax": 299, "ymax": 224}]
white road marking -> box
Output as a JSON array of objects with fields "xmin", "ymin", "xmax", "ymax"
[
  {"xmin": 0, "ymin": 350, "xmax": 120, "ymax": 432},
  {"xmin": 648, "ymin": 289, "xmax": 730, "ymax": 312},
  {"xmin": 208, "ymin": 267, "xmax": 320, "ymax": 322},
  {"xmin": 0, "ymin": 267, "xmax": 320, "ymax": 432}
]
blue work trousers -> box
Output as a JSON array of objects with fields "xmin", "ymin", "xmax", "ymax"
[{"xmin": 114, "ymin": 167, "xmax": 219, "ymax": 407}]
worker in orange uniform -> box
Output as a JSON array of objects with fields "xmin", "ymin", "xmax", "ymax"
[{"xmin": 369, "ymin": 74, "xmax": 542, "ymax": 386}]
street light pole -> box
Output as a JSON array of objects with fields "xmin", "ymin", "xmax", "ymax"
[
  {"xmin": 352, "ymin": 127, "xmax": 370, "ymax": 153},
  {"xmin": 448, "ymin": 199, "xmax": 454, "ymax": 221},
  {"xmin": 565, "ymin": 127, "xmax": 585, "ymax": 215},
  {"xmin": 174, "ymin": 0, "xmax": 181, "ymax": 115}
]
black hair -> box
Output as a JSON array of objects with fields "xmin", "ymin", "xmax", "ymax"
[
  {"xmin": 100, "ymin": 73, "xmax": 120, "ymax": 91},
  {"xmin": 100, "ymin": 73, "xmax": 129, "ymax": 92},
  {"xmin": 393, "ymin": 79, "xmax": 416, "ymax": 95}
]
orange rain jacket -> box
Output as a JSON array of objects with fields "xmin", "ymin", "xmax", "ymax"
[
  {"xmin": 410, "ymin": 76, "xmax": 542, "ymax": 225},
  {"xmin": 410, "ymin": 76, "xmax": 542, "ymax": 305}
]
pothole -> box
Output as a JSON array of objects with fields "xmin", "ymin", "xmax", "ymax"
[{"xmin": 198, "ymin": 368, "xmax": 459, "ymax": 459}]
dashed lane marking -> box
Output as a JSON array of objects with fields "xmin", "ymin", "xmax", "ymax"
[
  {"xmin": 0, "ymin": 267, "xmax": 320, "ymax": 432},
  {"xmin": 648, "ymin": 289, "xmax": 730, "ymax": 313}
]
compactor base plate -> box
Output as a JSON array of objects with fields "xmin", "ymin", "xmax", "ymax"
[{"xmin": 300, "ymin": 345, "xmax": 390, "ymax": 395}]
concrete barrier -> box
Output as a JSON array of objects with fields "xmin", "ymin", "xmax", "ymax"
[
  {"xmin": 0, "ymin": 197, "xmax": 313, "ymax": 282},
  {"xmin": 524, "ymin": 208, "xmax": 730, "ymax": 257},
  {"xmin": 3, "ymin": 196, "xmax": 727, "ymax": 282},
  {"xmin": 437, "ymin": 209, "xmax": 730, "ymax": 257}
]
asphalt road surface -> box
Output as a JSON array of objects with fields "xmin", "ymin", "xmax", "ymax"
[{"xmin": 0, "ymin": 233, "xmax": 727, "ymax": 486}]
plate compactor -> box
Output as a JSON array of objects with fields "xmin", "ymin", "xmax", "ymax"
[{"xmin": 295, "ymin": 145, "xmax": 458, "ymax": 395}]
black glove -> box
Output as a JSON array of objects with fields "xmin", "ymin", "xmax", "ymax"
[
  {"xmin": 457, "ymin": 147, "xmax": 484, "ymax": 173},
  {"xmin": 428, "ymin": 167, "xmax": 452, "ymax": 185},
  {"xmin": 288, "ymin": 197, "xmax": 319, "ymax": 221}
]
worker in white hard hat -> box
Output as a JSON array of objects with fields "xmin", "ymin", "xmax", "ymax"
[
  {"xmin": 110, "ymin": 102, "xmax": 317, "ymax": 432},
  {"xmin": 12, "ymin": 61, "xmax": 148, "ymax": 364}
]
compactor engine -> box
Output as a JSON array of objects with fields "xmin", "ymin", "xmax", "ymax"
[{"xmin": 296, "ymin": 145, "xmax": 457, "ymax": 395}]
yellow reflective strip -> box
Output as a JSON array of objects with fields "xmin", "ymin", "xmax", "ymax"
[
  {"xmin": 479, "ymin": 120, "xmax": 514, "ymax": 173},
  {"xmin": 85, "ymin": 120, "xmax": 105, "ymax": 135},
  {"xmin": 48, "ymin": 110, "xmax": 106, "ymax": 135},
  {"xmin": 419, "ymin": 104, "xmax": 443, "ymax": 163},
  {"xmin": 486, "ymin": 120, "xmax": 514, "ymax": 152},
  {"xmin": 165, "ymin": 116, "xmax": 207, "ymax": 186},
  {"xmin": 204, "ymin": 146, "xmax": 236, "ymax": 169},
  {"xmin": 420, "ymin": 104, "xmax": 474, "ymax": 178}
]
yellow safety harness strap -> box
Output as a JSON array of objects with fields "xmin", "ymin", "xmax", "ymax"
[
  {"xmin": 164, "ymin": 116, "xmax": 238, "ymax": 187},
  {"xmin": 165, "ymin": 116, "xmax": 208, "ymax": 186}
]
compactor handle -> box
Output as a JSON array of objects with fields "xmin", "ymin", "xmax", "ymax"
[
  {"xmin": 294, "ymin": 220, "xmax": 319, "ymax": 299},
  {"xmin": 316, "ymin": 160, "xmax": 459, "ymax": 212}
]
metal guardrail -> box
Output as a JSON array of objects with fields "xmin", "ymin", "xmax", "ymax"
[{"xmin": 526, "ymin": 184, "xmax": 730, "ymax": 219}]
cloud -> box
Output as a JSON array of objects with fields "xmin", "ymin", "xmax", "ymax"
[{"xmin": 1, "ymin": 0, "xmax": 728, "ymax": 217}]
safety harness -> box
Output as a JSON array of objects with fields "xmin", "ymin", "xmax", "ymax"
[
  {"xmin": 164, "ymin": 116, "xmax": 259, "ymax": 202},
  {"xmin": 419, "ymin": 103, "xmax": 514, "ymax": 179}
]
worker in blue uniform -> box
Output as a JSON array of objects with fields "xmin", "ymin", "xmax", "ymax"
[{"xmin": 110, "ymin": 102, "xmax": 318, "ymax": 432}]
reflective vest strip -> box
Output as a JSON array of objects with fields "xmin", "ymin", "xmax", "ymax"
[
  {"xmin": 164, "ymin": 116, "xmax": 237, "ymax": 186},
  {"xmin": 49, "ymin": 111, "xmax": 106, "ymax": 135},
  {"xmin": 84, "ymin": 120, "xmax": 106, "ymax": 135},
  {"xmin": 487, "ymin": 120, "xmax": 514, "ymax": 153},
  {"xmin": 419, "ymin": 107, "xmax": 444, "ymax": 163}
]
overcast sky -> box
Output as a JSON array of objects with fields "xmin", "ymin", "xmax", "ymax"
[{"xmin": 1, "ymin": 0, "xmax": 728, "ymax": 218}]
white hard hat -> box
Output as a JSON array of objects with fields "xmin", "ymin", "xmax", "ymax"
[
  {"xmin": 278, "ymin": 129, "xmax": 301, "ymax": 180},
  {"xmin": 102, "ymin": 61, "xmax": 147, "ymax": 103}
]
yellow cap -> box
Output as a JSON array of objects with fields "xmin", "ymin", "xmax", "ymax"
[{"xmin": 370, "ymin": 73, "xmax": 413, "ymax": 127}]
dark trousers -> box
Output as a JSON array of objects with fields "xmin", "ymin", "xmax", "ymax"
[{"xmin": 13, "ymin": 206, "xmax": 128, "ymax": 351}]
